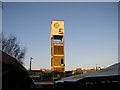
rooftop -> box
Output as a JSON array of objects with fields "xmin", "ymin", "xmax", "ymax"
[{"xmin": 55, "ymin": 62, "xmax": 120, "ymax": 83}]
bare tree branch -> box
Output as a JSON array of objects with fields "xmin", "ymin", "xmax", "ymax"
[{"xmin": 1, "ymin": 33, "xmax": 26, "ymax": 64}]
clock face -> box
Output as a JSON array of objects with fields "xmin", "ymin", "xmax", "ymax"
[{"xmin": 54, "ymin": 23, "xmax": 59, "ymax": 28}]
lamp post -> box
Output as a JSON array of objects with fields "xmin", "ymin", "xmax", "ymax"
[{"xmin": 30, "ymin": 57, "xmax": 33, "ymax": 72}]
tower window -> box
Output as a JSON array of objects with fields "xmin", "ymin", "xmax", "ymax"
[
  {"xmin": 54, "ymin": 39, "xmax": 62, "ymax": 44},
  {"xmin": 53, "ymin": 35, "xmax": 63, "ymax": 44},
  {"xmin": 61, "ymin": 59, "xmax": 64, "ymax": 64}
]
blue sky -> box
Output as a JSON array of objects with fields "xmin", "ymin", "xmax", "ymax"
[
  {"xmin": 0, "ymin": 2, "xmax": 2, "ymax": 33},
  {"xmin": 2, "ymin": 0, "xmax": 120, "ymax": 2},
  {"xmin": 2, "ymin": 2, "xmax": 118, "ymax": 70}
]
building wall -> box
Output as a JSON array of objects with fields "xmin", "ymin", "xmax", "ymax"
[{"xmin": 51, "ymin": 20, "xmax": 65, "ymax": 72}]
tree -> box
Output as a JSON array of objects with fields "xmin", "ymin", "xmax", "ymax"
[{"xmin": 0, "ymin": 33, "xmax": 26, "ymax": 64}]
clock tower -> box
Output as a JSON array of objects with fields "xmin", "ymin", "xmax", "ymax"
[{"xmin": 51, "ymin": 20, "xmax": 65, "ymax": 72}]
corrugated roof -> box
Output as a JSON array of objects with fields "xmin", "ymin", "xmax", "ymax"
[{"xmin": 55, "ymin": 63, "xmax": 120, "ymax": 83}]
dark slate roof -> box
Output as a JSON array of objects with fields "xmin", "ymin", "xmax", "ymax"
[
  {"xmin": 0, "ymin": 50, "xmax": 29, "ymax": 75},
  {"xmin": 55, "ymin": 62, "xmax": 120, "ymax": 83}
]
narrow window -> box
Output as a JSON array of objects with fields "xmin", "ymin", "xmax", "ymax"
[{"xmin": 61, "ymin": 59, "xmax": 64, "ymax": 64}]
